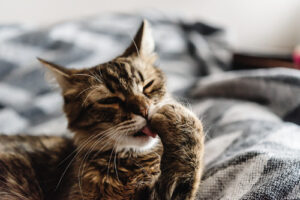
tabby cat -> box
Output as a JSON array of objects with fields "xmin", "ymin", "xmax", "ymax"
[{"xmin": 0, "ymin": 20, "xmax": 204, "ymax": 200}]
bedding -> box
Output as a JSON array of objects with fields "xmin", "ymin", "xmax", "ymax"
[{"xmin": 0, "ymin": 11, "xmax": 299, "ymax": 199}]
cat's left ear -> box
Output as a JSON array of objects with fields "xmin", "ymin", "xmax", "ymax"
[
  {"xmin": 122, "ymin": 19, "xmax": 155, "ymax": 58},
  {"xmin": 37, "ymin": 58, "xmax": 73, "ymax": 91}
]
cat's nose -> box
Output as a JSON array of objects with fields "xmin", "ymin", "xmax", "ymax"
[
  {"xmin": 127, "ymin": 96, "xmax": 149, "ymax": 118},
  {"xmin": 139, "ymin": 107, "xmax": 149, "ymax": 118},
  {"xmin": 132, "ymin": 104, "xmax": 149, "ymax": 118}
]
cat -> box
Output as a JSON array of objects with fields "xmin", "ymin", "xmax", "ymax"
[{"xmin": 0, "ymin": 20, "xmax": 204, "ymax": 200}]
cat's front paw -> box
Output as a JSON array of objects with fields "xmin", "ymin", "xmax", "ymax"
[
  {"xmin": 149, "ymin": 104, "xmax": 178, "ymax": 135},
  {"xmin": 149, "ymin": 104, "xmax": 203, "ymax": 146}
]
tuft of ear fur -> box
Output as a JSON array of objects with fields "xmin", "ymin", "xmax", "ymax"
[
  {"xmin": 122, "ymin": 20, "xmax": 155, "ymax": 58},
  {"xmin": 37, "ymin": 57, "xmax": 72, "ymax": 91}
]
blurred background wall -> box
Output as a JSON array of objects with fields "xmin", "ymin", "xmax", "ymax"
[{"xmin": 0, "ymin": 0, "xmax": 300, "ymax": 55}]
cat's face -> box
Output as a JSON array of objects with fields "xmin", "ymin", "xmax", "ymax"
[{"xmin": 39, "ymin": 20, "xmax": 167, "ymax": 152}]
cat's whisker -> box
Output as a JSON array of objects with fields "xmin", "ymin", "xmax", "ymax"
[
  {"xmin": 76, "ymin": 85, "xmax": 97, "ymax": 98},
  {"xmin": 74, "ymin": 73, "xmax": 102, "ymax": 83},
  {"xmin": 114, "ymin": 122, "xmax": 144, "ymax": 136},
  {"xmin": 58, "ymin": 134, "xmax": 99, "ymax": 166},
  {"xmin": 62, "ymin": 121, "xmax": 144, "ymax": 189},
  {"xmin": 111, "ymin": 134, "xmax": 123, "ymax": 182},
  {"xmin": 78, "ymin": 132, "xmax": 121, "ymax": 197},
  {"xmin": 78, "ymin": 130, "xmax": 121, "ymax": 197},
  {"xmin": 106, "ymin": 133, "xmax": 122, "ymax": 179},
  {"xmin": 78, "ymin": 135, "xmax": 113, "ymax": 199},
  {"xmin": 58, "ymin": 126, "xmax": 116, "ymax": 167},
  {"xmin": 78, "ymin": 129, "xmax": 118, "ymax": 176},
  {"xmin": 56, "ymin": 126, "xmax": 120, "ymax": 190},
  {"xmin": 97, "ymin": 66, "xmax": 103, "ymax": 79},
  {"xmin": 90, "ymin": 71, "xmax": 103, "ymax": 84},
  {"xmin": 112, "ymin": 129, "xmax": 132, "ymax": 182},
  {"xmin": 55, "ymin": 132, "xmax": 103, "ymax": 190},
  {"xmin": 153, "ymin": 151, "xmax": 160, "ymax": 158},
  {"xmin": 88, "ymin": 128, "xmax": 124, "ymax": 160},
  {"xmin": 82, "ymin": 90, "xmax": 95, "ymax": 106},
  {"xmin": 57, "ymin": 131, "xmax": 102, "ymax": 167},
  {"xmin": 113, "ymin": 147, "xmax": 119, "ymax": 181}
]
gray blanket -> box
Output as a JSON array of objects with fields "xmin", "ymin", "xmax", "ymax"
[{"xmin": 0, "ymin": 11, "xmax": 299, "ymax": 199}]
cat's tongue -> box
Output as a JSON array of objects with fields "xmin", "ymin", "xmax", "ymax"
[{"xmin": 141, "ymin": 126, "xmax": 157, "ymax": 138}]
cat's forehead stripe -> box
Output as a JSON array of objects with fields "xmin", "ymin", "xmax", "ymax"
[
  {"xmin": 138, "ymin": 71, "xmax": 144, "ymax": 82},
  {"xmin": 91, "ymin": 60, "xmax": 144, "ymax": 95}
]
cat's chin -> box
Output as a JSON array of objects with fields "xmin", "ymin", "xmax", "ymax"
[
  {"xmin": 112, "ymin": 115, "xmax": 159, "ymax": 152},
  {"xmin": 116, "ymin": 135, "xmax": 159, "ymax": 153}
]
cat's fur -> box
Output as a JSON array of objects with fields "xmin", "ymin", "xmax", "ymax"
[{"xmin": 0, "ymin": 20, "xmax": 204, "ymax": 200}]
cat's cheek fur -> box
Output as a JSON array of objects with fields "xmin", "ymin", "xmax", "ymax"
[{"xmin": 117, "ymin": 136, "xmax": 160, "ymax": 152}]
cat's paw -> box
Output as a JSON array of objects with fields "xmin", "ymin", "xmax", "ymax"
[
  {"xmin": 149, "ymin": 104, "xmax": 178, "ymax": 134},
  {"xmin": 149, "ymin": 103, "xmax": 203, "ymax": 145}
]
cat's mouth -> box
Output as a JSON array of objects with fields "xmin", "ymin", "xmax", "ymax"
[{"xmin": 133, "ymin": 126, "xmax": 157, "ymax": 138}]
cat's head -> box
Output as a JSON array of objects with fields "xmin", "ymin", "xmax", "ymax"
[{"xmin": 39, "ymin": 20, "xmax": 167, "ymax": 152}]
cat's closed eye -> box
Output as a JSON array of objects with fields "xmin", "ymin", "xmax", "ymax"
[
  {"xmin": 143, "ymin": 80, "xmax": 154, "ymax": 93},
  {"xmin": 97, "ymin": 97, "xmax": 122, "ymax": 104}
]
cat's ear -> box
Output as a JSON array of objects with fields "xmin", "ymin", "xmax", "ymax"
[
  {"xmin": 122, "ymin": 20, "xmax": 155, "ymax": 58},
  {"xmin": 37, "ymin": 58, "xmax": 72, "ymax": 90}
]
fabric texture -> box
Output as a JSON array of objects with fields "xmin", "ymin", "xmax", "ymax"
[{"xmin": 0, "ymin": 11, "xmax": 299, "ymax": 199}]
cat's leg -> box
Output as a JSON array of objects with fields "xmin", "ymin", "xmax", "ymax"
[
  {"xmin": 149, "ymin": 103, "xmax": 204, "ymax": 200},
  {"xmin": 0, "ymin": 153, "xmax": 43, "ymax": 200}
]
